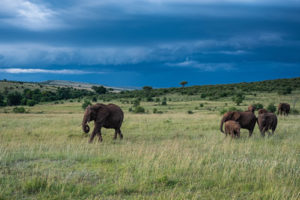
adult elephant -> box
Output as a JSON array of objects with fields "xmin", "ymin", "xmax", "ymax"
[
  {"xmin": 278, "ymin": 103, "xmax": 290, "ymax": 116},
  {"xmin": 247, "ymin": 105, "xmax": 256, "ymax": 113},
  {"xmin": 258, "ymin": 108, "xmax": 268, "ymax": 114},
  {"xmin": 257, "ymin": 113, "xmax": 277, "ymax": 136},
  {"xmin": 82, "ymin": 103, "xmax": 124, "ymax": 143},
  {"xmin": 220, "ymin": 111, "xmax": 257, "ymax": 136}
]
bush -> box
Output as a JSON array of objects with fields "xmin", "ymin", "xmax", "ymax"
[
  {"xmin": 132, "ymin": 99, "xmax": 140, "ymax": 107},
  {"xmin": 92, "ymin": 96, "xmax": 97, "ymax": 102},
  {"xmin": 187, "ymin": 110, "xmax": 193, "ymax": 114},
  {"xmin": 290, "ymin": 109, "xmax": 299, "ymax": 115},
  {"xmin": 153, "ymin": 108, "xmax": 163, "ymax": 114},
  {"xmin": 82, "ymin": 100, "xmax": 92, "ymax": 110},
  {"xmin": 146, "ymin": 96, "xmax": 153, "ymax": 102},
  {"xmin": 232, "ymin": 93, "xmax": 245, "ymax": 106},
  {"xmin": 26, "ymin": 100, "xmax": 36, "ymax": 107},
  {"xmin": 161, "ymin": 97, "xmax": 167, "ymax": 106},
  {"xmin": 200, "ymin": 103, "xmax": 204, "ymax": 107},
  {"xmin": 133, "ymin": 106, "xmax": 145, "ymax": 113},
  {"xmin": 219, "ymin": 107, "xmax": 241, "ymax": 115},
  {"xmin": 155, "ymin": 98, "xmax": 160, "ymax": 102},
  {"xmin": 7, "ymin": 92, "xmax": 22, "ymax": 106},
  {"xmin": 278, "ymin": 87, "xmax": 292, "ymax": 95},
  {"xmin": 13, "ymin": 107, "xmax": 26, "ymax": 113},
  {"xmin": 267, "ymin": 103, "xmax": 276, "ymax": 113},
  {"xmin": 253, "ymin": 103, "xmax": 264, "ymax": 110}
]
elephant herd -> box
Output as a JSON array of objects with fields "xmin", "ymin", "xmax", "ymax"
[
  {"xmin": 221, "ymin": 103, "xmax": 290, "ymax": 138},
  {"xmin": 82, "ymin": 102, "xmax": 291, "ymax": 143}
]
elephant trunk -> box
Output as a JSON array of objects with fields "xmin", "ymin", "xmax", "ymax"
[
  {"xmin": 220, "ymin": 117, "xmax": 225, "ymax": 133},
  {"xmin": 82, "ymin": 111, "xmax": 90, "ymax": 133}
]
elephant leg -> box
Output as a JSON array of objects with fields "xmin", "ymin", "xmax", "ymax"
[
  {"xmin": 117, "ymin": 129, "xmax": 123, "ymax": 139},
  {"xmin": 97, "ymin": 127, "xmax": 103, "ymax": 142},
  {"xmin": 248, "ymin": 129, "xmax": 253, "ymax": 137},
  {"xmin": 89, "ymin": 124, "xmax": 101, "ymax": 143},
  {"xmin": 113, "ymin": 129, "xmax": 118, "ymax": 140}
]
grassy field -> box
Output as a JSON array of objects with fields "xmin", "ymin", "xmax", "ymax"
[{"xmin": 0, "ymin": 92, "xmax": 299, "ymax": 199}]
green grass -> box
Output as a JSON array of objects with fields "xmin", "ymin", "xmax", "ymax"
[{"xmin": 0, "ymin": 92, "xmax": 299, "ymax": 199}]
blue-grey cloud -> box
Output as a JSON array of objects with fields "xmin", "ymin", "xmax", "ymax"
[
  {"xmin": 0, "ymin": 0, "xmax": 299, "ymax": 87},
  {"xmin": 0, "ymin": 68, "xmax": 104, "ymax": 74}
]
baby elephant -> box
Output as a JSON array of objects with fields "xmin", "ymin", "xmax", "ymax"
[
  {"xmin": 224, "ymin": 120, "xmax": 241, "ymax": 138},
  {"xmin": 257, "ymin": 113, "xmax": 278, "ymax": 136}
]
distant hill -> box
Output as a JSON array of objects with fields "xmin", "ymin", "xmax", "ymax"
[
  {"xmin": 41, "ymin": 80, "xmax": 131, "ymax": 92},
  {"xmin": 0, "ymin": 80, "xmax": 132, "ymax": 94}
]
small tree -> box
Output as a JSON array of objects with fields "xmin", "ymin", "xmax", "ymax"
[
  {"xmin": 142, "ymin": 86, "xmax": 153, "ymax": 91},
  {"xmin": 7, "ymin": 92, "xmax": 22, "ymax": 106},
  {"xmin": 0, "ymin": 93, "xmax": 5, "ymax": 106},
  {"xmin": 267, "ymin": 103, "xmax": 276, "ymax": 113},
  {"xmin": 82, "ymin": 100, "xmax": 92, "ymax": 110},
  {"xmin": 232, "ymin": 93, "xmax": 245, "ymax": 106},
  {"xmin": 161, "ymin": 97, "xmax": 167, "ymax": 105},
  {"xmin": 180, "ymin": 81, "xmax": 188, "ymax": 87},
  {"xmin": 92, "ymin": 86, "xmax": 107, "ymax": 95}
]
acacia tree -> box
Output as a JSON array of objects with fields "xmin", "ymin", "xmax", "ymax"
[{"xmin": 180, "ymin": 81, "xmax": 188, "ymax": 87}]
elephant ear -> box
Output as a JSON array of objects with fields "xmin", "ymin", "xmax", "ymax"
[
  {"xmin": 232, "ymin": 112, "xmax": 241, "ymax": 120},
  {"xmin": 92, "ymin": 104, "xmax": 110, "ymax": 123}
]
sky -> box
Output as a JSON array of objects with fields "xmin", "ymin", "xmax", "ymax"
[{"xmin": 0, "ymin": 0, "xmax": 300, "ymax": 88}]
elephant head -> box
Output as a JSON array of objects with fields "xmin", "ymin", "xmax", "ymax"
[
  {"xmin": 220, "ymin": 111, "xmax": 241, "ymax": 133},
  {"xmin": 82, "ymin": 105, "xmax": 95, "ymax": 133},
  {"xmin": 82, "ymin": 104, "xmax": 110, "ymax": 134},
  {"xmin": 248, "ymin": 105, "xmax": 256, "ymax": 113}
]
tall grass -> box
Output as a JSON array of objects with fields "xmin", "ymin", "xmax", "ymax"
[{"xmin": 0, "ymin": 92, "xmax": 299, "ymax": 199}]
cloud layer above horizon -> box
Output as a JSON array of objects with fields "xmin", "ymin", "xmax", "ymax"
[{"xmin": 0, "ymin": 0, "xmax": 300, "ymax": 87}]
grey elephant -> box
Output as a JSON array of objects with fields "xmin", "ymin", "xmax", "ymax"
[
  {"xmin": 278, "ymin": 103, "xmax": 290, "ymax": 116},
  {"xmin": 220, "ymin": 111, "xmax": 257, "ymax": 137},
  {"xmin": 224, "ymin": 120, "xmax": 241, "ymax": 138},
  {"xmin": 257, "ymin": 113, "xmax": 277, "ymax": 136},
  {"xmin": 82, "ymin": 103, "xmax": 124, "ymax": 143}
]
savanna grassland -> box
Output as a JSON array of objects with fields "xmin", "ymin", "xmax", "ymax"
[{"xmin": 0, "ymin": 91, "xmax": 299, "ymax": 199}]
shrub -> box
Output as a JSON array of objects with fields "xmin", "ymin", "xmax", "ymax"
[
  {"xmin": 132, "ymin": 99, "xmax": 140, "ymax": 107},
  {"xmin": 267, "ymin": 103, "xmax": 276, "ymax": 113},
  {"xmin": 7, "ymin": 92, "xmax": 22, "ymax": 106},
  {"xmin": 232, "ymin": 93, "xmax": 245, "ymax": 106},
  {"xmin": 128, "ymin": 107, "xmax": 133, "ymax": 112},
  {"xmin": 82, "ymin": 100, "xmax": 92, "ymax": 110},
  {"xmin": 133, "ymin": 106, "xmax": 145, "ymax": 113},
  {"xmin": 26, "ymin": 100, "xmax": 36, "ymax": 107},
  {"xmin": 153, "ymin": 108, "xmax": 163, "ymax": 114},
  {"xmin": 290, "ymin": 109, "xmax": 299, "ymax": 115},
  {"xmin": 0, "ymin": 93, "xmax": 6, "ymax": 106},
  {"xmin": 278, "ymin": 87, "xmax": 292, "ymax": 95},
  {"xmin": 201, "ymin": 93, "xmax": 207, "ymax": 98},
  {"xmin": 219, "ymin": 107, "xmax": 241, "ymax": 115},
  {"xmin": 146, "ymin": 96, "xmax": 153, "ymax": 102},
  {"xmin": 187, "ymin": 110, "xmax": 193, "ymax": 114},
  {"xmin": 161, "ymin": 97, "xmax": 167, "ymax": 106},
  {"xmin": 200, "ymin": 103, "xmax": 204, "ymax": 107},
  {"xmin": 92, "ymin": 96, "xmax": 97, "ymax": 102},
  {"xmin": 253, "ymin": 103, "xmax": 264, "ymax": 110},
  {"xmin": 13, "ymin": 107, "xmax": 26, "ymax": 113},
  {"xmin": 155, "ymin": 98, "xmax": 160, "ymax": 102}
]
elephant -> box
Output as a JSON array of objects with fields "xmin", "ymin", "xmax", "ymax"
[
  {"xmin": 257, "ymin": 113, "xmax": 277, "ymax": 136},
  {"xmin": 278, "ymin": 103, "xmax": 290, "ymax": 116},
  {"xmin": 247, "ymin": 105, "xmax": 256, "ymax": 113},
  {"xmin": 220, "ymin": 111, "xmax": 257, "ymax": 136},
  {"xmin": 258, "ymin": 108, "xmax": 268, "ymax": 114},
  {"xmin": 224, "ymin": 120, "xmax": 241, "ymax": 138},
  {"xmin": 82, "ymin": 103, "xmax": 124, "ymax": 143}
]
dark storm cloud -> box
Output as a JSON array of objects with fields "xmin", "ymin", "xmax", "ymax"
[{"xmin": 0, "ymin": 0, "xmax": 300, "ymax": 87}]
